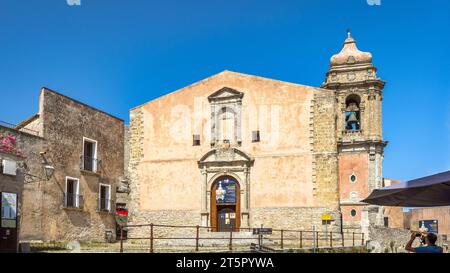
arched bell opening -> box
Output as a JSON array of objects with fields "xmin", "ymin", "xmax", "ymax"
[{"xmin": 345, "ymin": 94, "xmax": 361, "ymax": 131}]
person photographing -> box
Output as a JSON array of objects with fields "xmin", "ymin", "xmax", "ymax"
[{"xmin": 405, "ymin": 231, "xmax": 443, "ymax": 253}]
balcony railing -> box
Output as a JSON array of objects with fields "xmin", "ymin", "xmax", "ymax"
[
  {"xmin": 63, "ymin": 193, "xmax": 83, "ymax": 209},
  {"xmin": 342, "ymin": 129, "xmax": 362, "ymax": 135},
  {"xmin": 98, "ymin": 198, "xmax": 113, "ymax": 212},
  {"xmin": 80, "ymin": 155, "xmax": 100, "ymax": 172}
]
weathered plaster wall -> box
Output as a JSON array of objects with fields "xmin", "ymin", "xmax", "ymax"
[
  {"xmin": 338, "ymin": 153, "xmax": 369, "ymax": 224},
  {"xmin": 405, "ymin": 207, "xmax": 450, "ymax": 236},
  {"xmin": 338, "ymin": 153, "xmax": 369, "ymax": 202},
  {"xmin": 128, "ymin": 71, "xmax": 340, "ymax": 230}
]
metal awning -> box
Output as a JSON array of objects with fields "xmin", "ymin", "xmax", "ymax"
[{"xmin": 362, "ymin": 170, "xmax": 450, "ymax": 207}]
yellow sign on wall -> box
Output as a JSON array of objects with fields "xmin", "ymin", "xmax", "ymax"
[{"xmin": 321, "ymin": 214, "xmax": 332, "ymax": 221}]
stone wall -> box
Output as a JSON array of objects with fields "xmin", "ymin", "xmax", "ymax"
[
  {"xmin": 311, "ymin": 89, "xmax": 340, "ymax": 211},
  {"xmin": 404, "ymin": 207, "xmax": 450, "ymax": 236},
  {"xmin": 127, "ymin": 107, "xmax": 144, "ymax": 219},
  {"xmin": 128, "ymin": 210, "xmax": 201, "ymax": 239},
  {"xmin": 128, "ymin": 207, "xmax": 340, "ymax": 240},
  {"xmin": 19, "ymin": 88, "xmax": 124, "ymax": 242},
  {"xmin": 123, "ymin": 125, "xmax": 130, "ymax": 179},
  {"xmin": 116, "ymin": 125, "xmax": 130, "ymax": 205},
  {"xmin": 367, "ymin": 226, "xmax": 420, "ymax": 253},
  {"xmin": 250, "ymin": 207, "xmax": 341, "ymax": 232},
  {"xmin": 0, "ymin": 126, "xmax": 44, "ymax": 241}
]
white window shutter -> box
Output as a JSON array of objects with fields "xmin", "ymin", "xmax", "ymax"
[
  {"xmin": 107, "ymin": 186, "xmax": 111, "ymax": 211},
  {"xmin": 2, "ymin": 160, "xmax": 17, "ymax": 176}
]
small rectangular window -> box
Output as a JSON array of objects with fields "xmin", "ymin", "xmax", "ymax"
[
  {"xmin": 65, "ymin": 177, "xmax": 81, "ymax": 208},
  {"xmin": 384, "ymin": 217, "xmax": 389, "ymax": 227},
  {"xmin": 82, "ymin": 137, "xmax": 97, "ymax": 172},
  {"xmin": 193, "ymin": 134, "xmax": 200, "ymax": 146},
  {"xmin": 252, "ymin": 131, "xmax": 260, "ymax": 142},
  {"xmin": 99, "ymin": 184, "xmax": 111, "ymax": 212}
]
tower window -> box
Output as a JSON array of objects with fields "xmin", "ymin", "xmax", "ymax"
[
  {"xmin": 345, "ymin": 95, "xmax": 361, "ymax": 131},
  {"xmin": 193, "ymin": 134, "xmax": 200, "ymax": 146},
  {"xmin": 350, "ymin": 209, "xmax": 357, "ymax": 217},
  {"xmin": 252, "ymin": 131, "xmax": 260, "ymax": 142}
]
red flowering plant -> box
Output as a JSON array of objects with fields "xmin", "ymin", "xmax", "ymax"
[{"xmin": 0, "ymin": 133, "xmax": 23, "ymax": 157}]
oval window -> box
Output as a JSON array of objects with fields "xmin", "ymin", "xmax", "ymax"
[
  {"xmin": 351, "ymin": 209, "xmax": 357, "ymax": 217},
  {"xmin": 350, "ymin": 174, "xmax": 357, "ymax": 183}
]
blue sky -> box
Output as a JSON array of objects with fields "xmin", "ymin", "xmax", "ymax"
[{"xmin": 0, "ymin": 0, "xmax": 449, "ymax": 181}]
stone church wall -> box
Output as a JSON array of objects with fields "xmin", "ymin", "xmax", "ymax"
[
  {"xmin": 311, "ymin": 89, "xmax": 340, "ymax": 214},
  {"xmin": 128, "ymin": 71, "xmax": 343, "ymax": 234}
]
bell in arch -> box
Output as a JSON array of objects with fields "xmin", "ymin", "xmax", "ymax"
[
  {"xmin": 346, "ymin": 111, "xmax": 360, "ymax": 130},
  {"xmin": 347, "ymin": 112, "xmax": 358, "ymax": 123}
]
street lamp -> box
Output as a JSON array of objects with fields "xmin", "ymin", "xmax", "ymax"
[{"xmin": 43, "ymin": 165, "xmax": 55, "ymax": 180}]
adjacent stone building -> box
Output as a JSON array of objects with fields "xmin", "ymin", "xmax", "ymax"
[
  {"xmin": 127, "ymin": 32, "xmax": 387, "ymax": 235},
  {"xmin": 404, "ymin": 207, "xmax": 450, "ymax": 239},
  {"xmin": 380, "ymin": 179, "xmax": 405, "ymax": 229},
  {"xmin": 14, "ymin": 88, "xmax": 125, "ymax": 242},
  {"xmin": 0, "ymin": 125, "xmax": 44, "ymax": 252}
]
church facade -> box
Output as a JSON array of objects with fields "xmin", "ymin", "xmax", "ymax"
[{"xmin": 127, "ymin": 32, "xmax": 387, "ymax": 234}]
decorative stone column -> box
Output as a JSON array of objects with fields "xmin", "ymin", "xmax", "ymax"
[
  {"xmin": 201, "ymin": 169, "xmax": 209, "ymax": 226},
  {"xmin": 363, "ymin": 205, "xmax": 383, "ymax": 241},
  {"xmin": 361, "ymin": 207, "xmax": 370, "ymax": 240},
  {"xmin": 241, "ymin": 168, "xmax": 250, "ymax": 228}
]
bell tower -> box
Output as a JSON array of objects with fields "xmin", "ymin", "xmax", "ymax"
[{"xmin": 322, "ymin": 31, "xmax": 387, "ymax": 233}]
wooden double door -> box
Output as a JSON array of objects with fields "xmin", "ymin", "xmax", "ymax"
[{"xmin": 210, "ymin": 176, "xmax": 240, "ymax": 232}]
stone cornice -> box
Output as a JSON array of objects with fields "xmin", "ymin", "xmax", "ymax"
[
  {"xmin": 338, "ymin": 139, "xmax": 388, "ymax": 154},
  {"xmin": 321, "ymin": 79, "xmax": 385, "ymax": 90},
  {"xmin": 326, "ymin": 63, "xmax": 376, "ymax": 75}
]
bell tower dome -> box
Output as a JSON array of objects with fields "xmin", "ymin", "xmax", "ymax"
[{"xmin": 322, "ymin": 31, "xmax": 387, "ymax": 234}]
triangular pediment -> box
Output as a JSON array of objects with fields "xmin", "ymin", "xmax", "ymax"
[
  {"xmin": 198, "ymin": 148, "xmax": 253, "ymax": 167},
  {"xmin": 208, "ymin": 87, "xmax": 244, "ymax": 102}
]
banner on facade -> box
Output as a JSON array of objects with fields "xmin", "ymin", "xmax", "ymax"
[
  {"xmin": 419, "ymin": 220, "xmax": 438, "ymax": 233},
  {"xmin": 115, "ymin": 208, "xmax": 128, "ymax": 227},
  {"xmin": 215, "ymin": 178, "xmax": 237, "ymax": 204}
]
